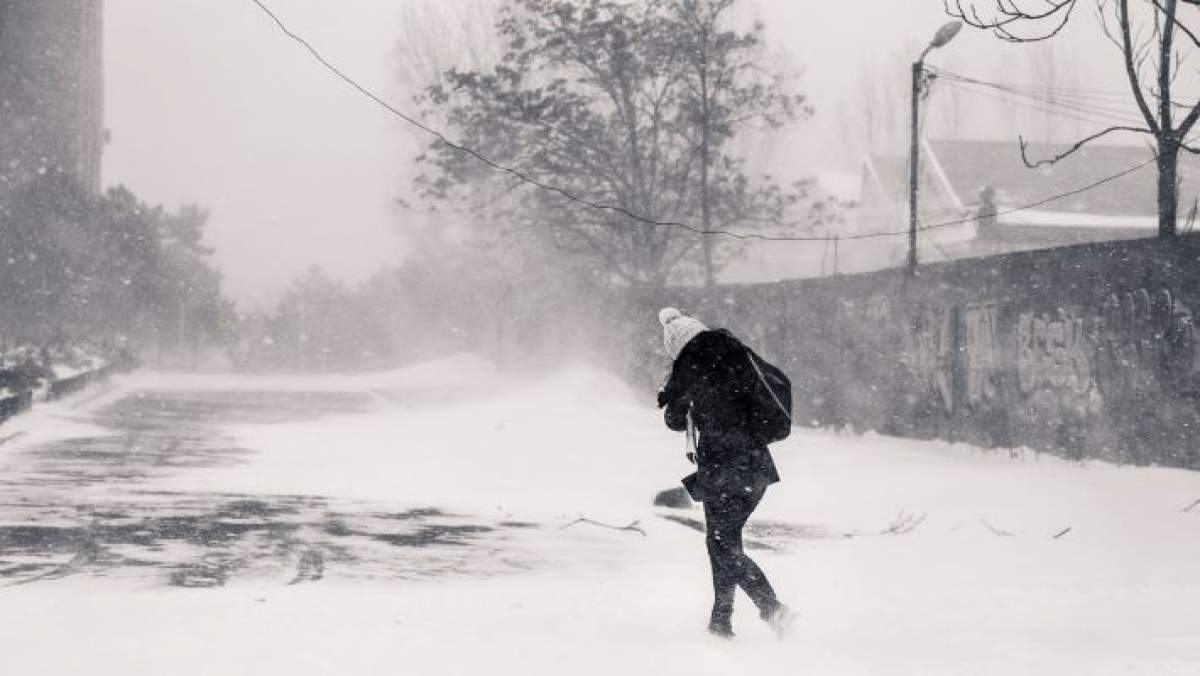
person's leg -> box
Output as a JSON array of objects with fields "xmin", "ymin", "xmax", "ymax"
[
  {"xmin": 704, "ymin": 487, "xmax": 781, "ymax": 630},
  {"xmin": 703, "ymin": 497, "xmax": 738, "ymax": 635},
  {"xmin": 730, "ymin": 487, "xmax": 781, "ymax": 620}
]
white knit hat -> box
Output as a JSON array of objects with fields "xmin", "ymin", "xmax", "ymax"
[{"xmin": 659, "ymin": 307, "xmax": 707, "ymax": 359}]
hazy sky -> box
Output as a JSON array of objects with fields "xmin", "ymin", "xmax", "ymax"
[
  {"xmin": 106, "ymin": 0, "xmax": 406, "ymax": 308},
  {"xmin": 104, "ymin": 1, "xmax": 1123, "ymax": 306}
]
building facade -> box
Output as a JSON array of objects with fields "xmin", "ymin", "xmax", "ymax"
[{"xmin": 0, "ymin": 0, "xmax": 104, "ymax": 197}]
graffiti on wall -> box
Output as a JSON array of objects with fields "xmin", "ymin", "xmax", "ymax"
[
  {"xmin": 1016, "ymin": 309, "xmax": 1095, "ymax": 397},
  {"xmin": 1015, "ymin": 307, "xmax": 1102, "ymax": 416},
  {"xmin": 1096, "ymin": 287, "xmax": 1196, "ymax": 395},
  {"xmin": 903, "ymin": 305, "xmax": 955, "ymax": 412},
  {"xmin": 963, "ymin": 302, "xmax": 1000, "ymax": 407},
  {"xmin": 835, "ymin": 295, "xmax": 893, "ymax": 333},
  {"xmin": 1012, "ymin": 287, "xmax": 1198, "ymax": 418},
  {"xmin": 903, "ymin": 289, "xmax": 1196, "ymax": 418}
]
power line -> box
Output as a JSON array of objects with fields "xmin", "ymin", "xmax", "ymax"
[
  {"xmin": 929, "ymin": 67, "xmax": 1141, "ymax": 119},
  {"xmin": 937, "ymin": 80, "xmax": 1143, "ymax": 130},
  {"xmin": 930, "ymin": 66, "xmax": 1200, "ymax": 107},
  {"xmin": 932, "ymin": 67, "xmax": 1200, "ymax": 128},
  {"xmin": 931, "ymin": 69, "xmax": 1148, "ymax": 128},
  {"xmin": 249, "ymin": 0, "xmax": 1159, "ymax": 245},
  {"xmin": 931, "ymin": 68, "xmax": 1128, "ymax": 98}
]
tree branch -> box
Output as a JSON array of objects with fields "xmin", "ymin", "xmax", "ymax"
[
  {"xmin": 560, "ymin": 516, "xmax": 647, "ymax": 536},
  {"xmin": 980, "ymin": 518, "xmax": 1016, "ymax": 536},
  {"xmin": 1121, "ymin": 0, "xmax": 1165, "ymax": 134},
  {"xmin": 880, "ymin": 511, "xmax": 927, "ymax": 535},
  {"xmin": 1018, "ymin": 126, "xmax": 1155, "ymax": 167},
  {"xmin": 1151, "ymin": 0, "xmax": 1200, "ymax": 49},
  {"xmin": 946, "ymin": 0, "xmax": 1078, "ymax": 41}
]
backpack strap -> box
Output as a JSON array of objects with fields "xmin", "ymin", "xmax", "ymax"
[
  {"xmin": 685, "ymin": 405, "xmax": 698, "ymax": 464},
  {"xmin": 746, "ymin": 350, "xmax": 792, "ymax": 422}
]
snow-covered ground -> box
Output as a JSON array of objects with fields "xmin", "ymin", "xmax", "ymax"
[{"xmin": 2, "ymin": 358, "xmax": 1199, "ymax": 675}]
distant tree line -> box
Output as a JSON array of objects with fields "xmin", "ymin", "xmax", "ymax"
[
  {"xmin": 230, "ymin": 233, "xmax": 601, "ymax": 373},
  {"xmin": 0, "ymin": 174, "xmax": 235, "ymax": 359}
]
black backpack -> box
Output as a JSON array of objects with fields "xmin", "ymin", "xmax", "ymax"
[{"xmin": 744, "ymin": 348, "xmax": 793, "ymax": 444}]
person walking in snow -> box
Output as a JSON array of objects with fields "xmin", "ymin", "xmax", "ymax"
[{"xmin": 655, "ymin": 307, "xmax": 794, "ymax": 639}]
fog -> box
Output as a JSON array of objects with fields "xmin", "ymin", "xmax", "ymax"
[
  {"xmin": 91, "ymin": 1, "xmax": 1177, "ymax": 377},
  {"xmin": 0, "ymin": 0, "xmax": 1160, "ymax": 379},
  {"xmin": 104, "ymin": 1, "xmax": 1128, "ymax": 306},
  {"xmin": 105, "ymin": 0, "xmax": 407, "ymax": 308}
]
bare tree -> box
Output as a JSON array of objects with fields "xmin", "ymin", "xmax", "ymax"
[
  {"xmin": 671, "ymin": 0, "xmax": 808, "ymax": 286},
  {"xmin": 394, "ymin": 0, "xmax": 499, "ymax": 99},
  {"xmin": 837, "ymin": 50, "xmax": 913, "ymax": 155},
  {"xmin": 412, "ymin": 0, "xmax": 814, "ymax": 288},
  {"xmin": 946, "ymin": 0, "xmax": 1200, "ymax": 237}
]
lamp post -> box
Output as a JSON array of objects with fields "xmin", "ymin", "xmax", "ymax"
[{"xmin": 908, "ymin": 20, "xmax": 963, "ymax": 276}]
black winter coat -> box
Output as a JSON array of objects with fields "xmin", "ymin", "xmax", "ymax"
[{"xmin": 658, "ymin": 329, "xmax": 781, "ymax": 498}]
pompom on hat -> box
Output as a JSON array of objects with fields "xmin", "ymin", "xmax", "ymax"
[{"xmin": 659, "ymin": 307, "xmax": 707, "ymax": 359}]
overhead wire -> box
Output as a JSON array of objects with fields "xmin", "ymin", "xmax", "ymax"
[
  {"xmin": 936, "ymin": 80, "xmax": 1145, "ymax": 130},
  {"xmin": 931, "ymin": 68, "xmax": 1200, "ymax": 107},
  {"xmin": 930, "ymin": 67, "xmax": 1137, "ymax": 112},
  {"xmin": 930, "ymin": 68, "xmax": 1150, "ymax": 127},
  {"xmin": 929, "ymin": 66, "xmax": 1200, "ymax": 123}
]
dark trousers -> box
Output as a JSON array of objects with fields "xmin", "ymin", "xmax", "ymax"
[{"xmin": 703, "ymin": 485, "xmax": 779, "ymax": 628}]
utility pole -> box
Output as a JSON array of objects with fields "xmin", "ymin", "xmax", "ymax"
[{"xmin": 908, "ymin": 21, "xmax": 963, "ymax": 276}]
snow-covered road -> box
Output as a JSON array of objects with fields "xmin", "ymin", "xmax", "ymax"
[{"xmin": 1, "ymin": 357, "xmax": 1198, "ymax": 675}]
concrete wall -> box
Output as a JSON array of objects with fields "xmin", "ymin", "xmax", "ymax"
[{"xmin": 631, "ymin": 235, "xmax": 1200, "ymax": 469}]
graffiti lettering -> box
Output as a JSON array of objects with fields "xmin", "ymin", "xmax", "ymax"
[
  {"xmin": 963, "ymin": 302, "xmax": 1000, "ymax": 406},
  {"xmin": 1016, "ymin": 309, "xmax": 1097, "ymax": 415},
  {"xmin": 1097, "ymin": 287, "xmax": 1196, "ymax": 394},
  {"xmin": 903, "ymin": 305, "xmax": 955, "ymax": 412}
]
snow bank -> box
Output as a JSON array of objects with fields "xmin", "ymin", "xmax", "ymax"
[{"xmin": 0, "ymin": 379, "xmax": 120, "ymax": 459}]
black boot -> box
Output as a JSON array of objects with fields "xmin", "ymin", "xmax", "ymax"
[
  {"xmin": 707, "ymin": 618, "xmax": 735, "ymax": 639},
  {"xmin": 763, "ymin": 603, "xmax": 797, "ymax": 640}
]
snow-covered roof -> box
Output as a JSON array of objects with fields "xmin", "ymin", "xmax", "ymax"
[
  {"xmin": 929, "ymin": 139, "xmax": 1170, "ymax": 216},
  {"xmin": 859, "ymin": 138, "xmax": 1200, "ymax": 222},
  {"xmin": 997, "ymin": 209, "xmax": 1161, "ymax": 230}
]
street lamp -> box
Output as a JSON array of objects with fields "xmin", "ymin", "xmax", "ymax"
[{"xmin": 908, "ymin": 20, "xmax": 963, "ymax": 276}]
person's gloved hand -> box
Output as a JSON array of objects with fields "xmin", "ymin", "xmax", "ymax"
[{"xmin": 656, "ymin": 389, "xmax": 668, "ymax": 408}]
